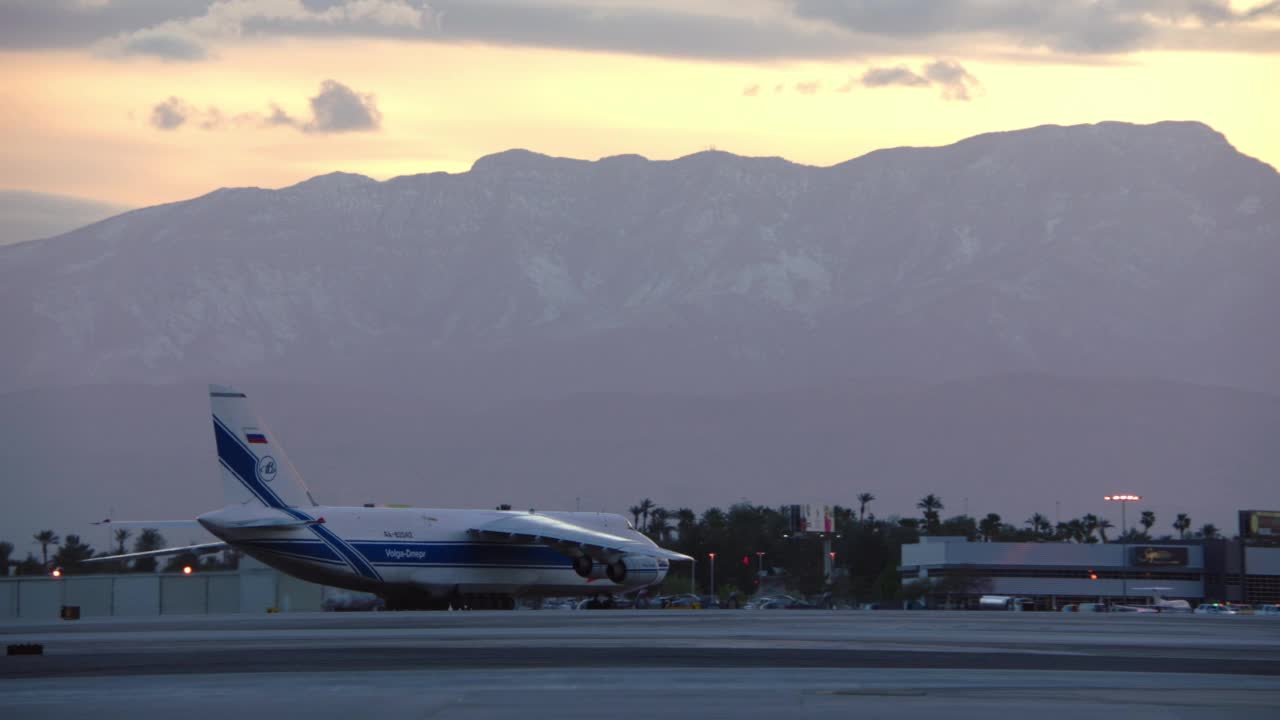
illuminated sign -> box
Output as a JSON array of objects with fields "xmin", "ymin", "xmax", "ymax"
[
  {"xmin": 1132, "ymin": 546, "xmax": 1188, "ymax": 566},
  {"xmin": 787, "ymin": 504, "xmax": 835, "ymax": 534},
  {"xmin": 1239, "ymin": 510, "xmax": 1280, "ymax": 538}
]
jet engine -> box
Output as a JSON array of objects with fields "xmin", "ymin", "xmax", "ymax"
[
  {"xmin": 572, "ymin": 555, "xmax": 608, "ymax": 580},
  {"xmin": 605, "ymin": 554, "xmax": 665, "ymax": 586}
]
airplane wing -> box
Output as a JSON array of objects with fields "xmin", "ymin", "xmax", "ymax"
[
  {"xmin": 92, "ymin": 519, "xmax": 203, "ymax": 528},
  {"xmin": 467, "ymin": 514, "xmax": 693, "ymax": 563},
  {"xmin": 81, "ymin": 542, "xmax": 229, "ymax": 564}
]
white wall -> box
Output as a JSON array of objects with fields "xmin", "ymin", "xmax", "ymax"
[
  {"xmin": 0, "ymin": 569, "xmax": 332, "ymax": 620},
  {"xmin": 903, "ymin": 541, "xmax": 1204, "ymax": 569},
  {"xmin": 1246, "ymin": 546, "xmax": 1280, "ymax": 576}
]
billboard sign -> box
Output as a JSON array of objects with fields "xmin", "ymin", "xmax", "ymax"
[
  {"xmin": 1132, "ymin": 546, "xmax": 1189, "ymax": 567},
  {"xmin": 787, "ymin": 504, "xmax": 834, "ymax": 534},
  {"xmin": 1239, "ymin": 510, "xmax": 1280, "ymax": 538}
]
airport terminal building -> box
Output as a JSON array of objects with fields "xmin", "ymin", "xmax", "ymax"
[{"xmin": 900, "ymin": 536, "xmax": 1280, "ymax": 609}]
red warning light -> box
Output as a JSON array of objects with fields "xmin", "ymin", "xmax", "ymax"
[
  {"xmin": 1089, "ymin": 571, "xmax": 1098, "ymax": 580},
  {"xmin": 182, "ymin": 566, "xmax": 194, "ymax": 575},
  {"xmin": 743, "ymin": 556, "xmax": 750, "ymax": 566},
  {"xmin": 50, "ymin": 568, "xmax": 62, "ymax": 578}
]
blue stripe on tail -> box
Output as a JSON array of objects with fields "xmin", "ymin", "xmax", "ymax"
[{"xmin": 213, "ymin": 415, "xmax": 381, "ymax": 581}]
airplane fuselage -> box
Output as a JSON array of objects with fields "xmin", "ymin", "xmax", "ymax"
[{"xmin": 198, "ymin": 505, "xmax": 670, "ymax": 601}]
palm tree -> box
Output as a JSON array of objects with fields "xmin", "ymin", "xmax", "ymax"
[
  {"xmin": 1096, "ymin": 518, "xmax": 1114, "ymax": 543},
  {"xmin": 628, "ymin": 505, "xmax": 643, "ymax": 528},
  {"xmin": 674, "ymin": 508, "xmax": 697, "ymax": 540},
  {"xmin": 1199, "ymin": 523, "xmax": 1220, "ymax": 540},
  {"xmin": 132, "ymin": 529, "xmax": 167, "ymax": 573},
  {"xmin": 648, "ymin": 507, "xmax": 672, "ymax": 541},
  {"xmin": 1173, "ymin": 513, "xmax": 1192, "ymax": 540},
  {"xmin": 1063, "ymin": 518, "xmax": 1088, "ymax": 543},
  {"xmin": 916, "ymin": 494, "xmax": 944, "ymax": 533},
  {"xmin": 637, "ymin": 498, "xmax": 655, "ymax": 532},
  {"xmin": 33, "ymin": 530, "xmax": 59, "ymax": 567},
  {"xmin": 857, "ymin": 493, "xmax": 875, "ymax": 521},
  {"xmin": 1080, "ymin": 514, "xmax": 1100, "ymax": 544},
  {"xmin": 1140, "ymin": 510, "xmax": 1155, "ymax": 536},
  {"xmin": 978, "ymin": 513, "xmax": 1002, "ymax": 542},
  {"xmin": 0, "ymin": 541, "xmax": 13, "ymax": 577},
  {"xmin": 113, "ymin": 528, "xmax": 132, "ymax": 555},
  {"xmin": 1026, "ymin": 513, "xmax": 1052, "ymax": 540}
]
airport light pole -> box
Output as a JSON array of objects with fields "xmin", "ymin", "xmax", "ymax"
[
  {"xmin": 708, "ymin": 552, "xmax": 716, "ymax": 600},
  {"xmin": 1105, "ymin": 494, "xmax": 1142, "ymax": 603},
  {"xmin": 756, "ymin": 551, "xmax": 765, "ymax": 577}
]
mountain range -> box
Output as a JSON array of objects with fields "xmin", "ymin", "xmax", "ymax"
[{"xmin": 3, "ymin": 120, "xmax": 1277, "ymax": 397}]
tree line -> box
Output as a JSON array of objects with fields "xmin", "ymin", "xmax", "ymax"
[
  {"xmin": 0, "ymin": 528, "xmax": 239, "ymax": 577},
  {"xmin": 626, "ymin": 494, "xmax": 1225, "ymax": 601}
]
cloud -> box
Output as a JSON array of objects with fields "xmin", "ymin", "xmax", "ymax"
[
  {"xmin": 5, "ymin": 0, "xmax": 1279, "ymax": 61},
  {"xmin": 302, "ymin": 79, "xmax": 382, "ymax": 132},
  {"xmin": 91, "ymin": 0, "xmax": 432, "ymax": 61},
  {"xmin": 923, "ymin": 58, "xmax": 980, "ymax": 101},
  {"xmin": 149, "ymin": 79, "xmax": 382, "ymax": 134},
  {"xmin": 116, "ymin": 27, "xmax": 208, "ymax": 60},
  {"xmin": 150, "ymin": 96, "xmax": 193, "ymax": 129},
  {"xmin": 794, "ymin": 80, "xmax": 821, "ymax": 95},
  {"xmin": 742, "ymin": 84, "xmax": 760, "ymax": 96},
  {"xmin": 793, "ymin": 0, "xmax": 1280, "ymax": 55},
  {"xmin": 855, "ymin": 58, "xmax": 980, "ymax": 101},
  {"xmin": 860, "ymin": 64, "xmax": 930, "ymax": 88}
]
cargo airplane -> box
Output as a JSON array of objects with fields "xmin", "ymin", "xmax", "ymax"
[{"xmin": 88, "ymin": 385, "xmax": 691, "ymax": 609}]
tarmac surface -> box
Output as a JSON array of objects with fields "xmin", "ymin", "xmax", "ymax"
[{"xmin": 3, "ymin": 610, "xmax": 1279, "ymax": 719}]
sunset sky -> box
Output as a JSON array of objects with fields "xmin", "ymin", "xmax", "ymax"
[{"xmin": 2, "ymin": 0, "xmax": 1278, "ymax": 209}]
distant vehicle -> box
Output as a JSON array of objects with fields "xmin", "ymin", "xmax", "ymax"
[
  {"xmin": 85, "ymin": 385, "xmax": 692, "ymax": 610},
  {"xmin": 576, "ymin": 596, "xmax": 614, "ymax": 610},
  {"xmin": 1194, "ymin": 603, "xmax": 1237, "ymax": 615},
  {"xmin": 979, "ymin": 595, "xmax": 1033, "ymax": 611},
  {"xmin": 1256, "ymin": 604, "xmax": 1280, "ymax": 616},
  {"xmin": 322, "ymin": 590, "xmax": 385, "ymax": 612},
  {"xmin": 1111, "ymin": 605, "xmax": 1158, "ymax": 613},
  {"xmin": 1131, "ymin": 587, "xmax": 1192, "ymax": 613},
  {"xmin": 1061, "ymin": 602, "xmax": 1108, "ymax": 613},
  {"xmin": 659, "ymin": 594, "xmax": 702, "ymax": 610}
]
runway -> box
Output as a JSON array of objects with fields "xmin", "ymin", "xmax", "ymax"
[{"xmin": 4, "ymin": 611, "xmax": 1279, "ymax": 718}]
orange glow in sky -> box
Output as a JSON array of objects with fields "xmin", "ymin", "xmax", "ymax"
[{"xmin": 1, "ymin": 2, "xmax": 1277, "ymax": 207}]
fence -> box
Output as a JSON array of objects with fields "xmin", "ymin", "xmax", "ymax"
[{"xmin": 0, "ymin": 565, "xmax": 330, "ymax": 619}]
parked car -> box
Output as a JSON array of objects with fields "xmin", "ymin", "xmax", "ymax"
[
  {"xmin": 1194, "ymin": 603, "xmax": 1237, "ymax": 615},
  {"xmin": 1111, "ymin": 605, "xmax": 1159, "ymax": 613},
  {"xmin": 657, "ymin": 594, "xmax": 702, "ymax": 609},
  {"xmin": 1255, "ymin": 604, "xmax": 1280, "ymax": 615}
]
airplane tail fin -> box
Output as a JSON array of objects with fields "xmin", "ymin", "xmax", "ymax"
[{"xmin": 209, "ymin": 384, "xmax": 318, "ymax": 509}]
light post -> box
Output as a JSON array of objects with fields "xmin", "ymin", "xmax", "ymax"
[
  {"xmin": 708, "ymin": 553, "xmax": 716, "ymax": 600},
  {"xmin": 755, "ymin": 551, "xmax": 765, "ymax": 577},
  {"xmin": 1105, "ymin": 494, "xmax": 1142, "ymax": 603}
]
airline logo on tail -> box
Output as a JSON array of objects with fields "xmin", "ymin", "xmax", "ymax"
[{"xmin": 257, "ymin": 456, "xmax": 278, "ymax": 483}]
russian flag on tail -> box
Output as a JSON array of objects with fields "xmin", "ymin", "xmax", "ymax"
[{"xmin": 245, "ymin": 430, "xmax": 268, "ymax": 444}]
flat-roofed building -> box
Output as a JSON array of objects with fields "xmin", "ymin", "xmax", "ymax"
[{"xmin": 900, "ymin": 536, "xmax": 1280, "ymax": 609}]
